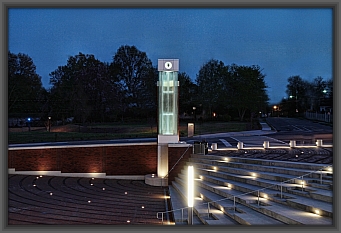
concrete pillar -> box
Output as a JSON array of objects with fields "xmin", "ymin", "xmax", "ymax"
[
  {"xmin": 316, "ymin": 139, "xmax": 323, "ymax": 147},
  {"xmin": 157, "ymin": 143, "xmax": 168, "ymax": 178},
  {"xmin": 289, "ymin": 140, "xmax": 296, "ymax": 148},
  {"xmin": 237, "ymin": 142, "xmax": 243, "ymax": 149},
  {"xmin": 263, "ymin": 141, "xmax": 269, "ymax": 149},
  {"xmin": 188, "ymin": 123, "xmax": 194, "ymax": 137},
  {"xmin": 211, "ymin": 143, "xmax": 217, "ymax": 150}
]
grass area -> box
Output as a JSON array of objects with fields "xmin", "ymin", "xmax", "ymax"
[{"xmin": 8, "ymin": 120, "xmax": 259, "ymax": 144}]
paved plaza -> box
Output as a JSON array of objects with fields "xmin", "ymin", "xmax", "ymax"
[{"xmin": 8, "ymin": 175, "xmax": 168, "ymax": 225}]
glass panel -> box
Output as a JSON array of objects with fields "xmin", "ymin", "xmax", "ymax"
[{"xmin": 158, "ymin": 71, "xmax": 178, "ymax": 135}]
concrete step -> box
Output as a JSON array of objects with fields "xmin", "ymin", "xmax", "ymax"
[
  {"xmin": 247, "ymin": 201, "xmax": 333, "ymax": 225},
  {"xmin": 172, "ymin": 179, "xmax": 239, "ymax": 225},
  {"xmin": 196, "ymin": 167, "xmax": 332, "ymax": 202},
  {"xmin": 168, "ymin": 185, "xmax": 203, "ymax": 225},
  {"xmin": 195, "ymin": 172, "xmax": 332, "ymax": 218},
  {"xmin": 196, "ymin": 178, "xmax": 332, "ymax": 225},
  {"xmin": 169, "ymin": 153, "xmax": 333, "ymax": 225},
  {"xmin": 189, "ymin": 156, "xmax": 331, "ymax": 180},
  {"xmin": 190, "ymin": 162, "xmax": 333, "ymax": 194},
  {"xmin": 190, "ymin": 154, "xmax": 331, "ymax": 173},
  {"xmin": 194, "ymin": 182, "xmax": 284, "ymax": 225}
]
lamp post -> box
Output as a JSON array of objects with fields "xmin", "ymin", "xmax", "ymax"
[
  {"xmin": 27, "ymin": 118, "xmax": 31, "ymax": 132},
  {"xmin": 290, "ymin": 89, "xmax": 298, "ymax": 115},
  {"xmin": 48, "ymin": 116, "xmax": 51, "ymax": 132},
  {"xmin": 193, "ymin": 106, "xmax": 196, "ymax": 121}
]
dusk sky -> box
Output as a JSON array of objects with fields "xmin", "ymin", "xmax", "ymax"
[{"xmin": 8, "ymin": 7, "xmax": 333, "ymax": 104}]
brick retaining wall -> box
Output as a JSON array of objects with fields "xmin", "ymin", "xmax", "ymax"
[{"xmin": 8, "ymin": 143, "xmax": 191, "ymax": 178}]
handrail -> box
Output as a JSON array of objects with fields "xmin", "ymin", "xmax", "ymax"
[
  {"xmin": 161, "ymin": 144, "xmax": 192, "ymax": 185},
  {"xmin": 156, "ymin": 163, "xmax": 332, "ymax": 224},
  {"xmin": 159, "ymin": 143, "xmax": 192, "ymax": 224}
]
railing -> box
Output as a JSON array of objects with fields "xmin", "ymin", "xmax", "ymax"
[
  {"xmin": 305, "ymin": 111, "xmax": 333, "ymax": 123},
  {"xmin": 156, "ymin": 164, "xmax": 332, "ymax": 225},
  {"xmin": 161, "ymin": 144, "xmax": 192, "ymax": 187},
  {"xmin": 158, "ymin": 144, "xmax": 192, "ymax": 224}
]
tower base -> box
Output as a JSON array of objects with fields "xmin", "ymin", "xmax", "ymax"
[{"xmin": 145, "ymin": 174, "xmax": 168, "ymax": 186}]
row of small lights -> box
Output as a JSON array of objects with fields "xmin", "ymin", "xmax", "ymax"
[
  {"xmin": 219, "ymin": 156, "xmax": 332, "ymax": 173},
  {"xmin": 32, "ymin": 176, "xmax": 147, "ymax": 223},
  {"xmin": 219, "ymin": 152, "xmax": 325, "ymax": 160}
]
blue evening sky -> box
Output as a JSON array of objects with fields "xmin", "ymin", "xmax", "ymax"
[{"xmin": 8, "ymin": 8, "xmax": 333, "ymax": 104}]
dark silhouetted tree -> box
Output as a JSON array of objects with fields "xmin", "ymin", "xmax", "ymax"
[
  {"xmin": 8, "ymin": 51, "xmax": 46, "ymax": 119},
  {"xmin": 49, "ymin": 53, "xmax": 113, "ymax": 124},
  {"xmin": 111, "ymin": 45, "xmax": 156, "ymax": 119}
]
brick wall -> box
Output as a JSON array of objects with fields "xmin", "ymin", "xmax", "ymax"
[
  {"xmin": 168, "ymin": 146, "xmax": 192, "ymax": 184},
  {"xmin": 8, "ymin": 144, "xmax": 158, "ymax": 176},
  {"xmin": 8, "ymin": 144, "xmax": 192, "ymax": 179}
]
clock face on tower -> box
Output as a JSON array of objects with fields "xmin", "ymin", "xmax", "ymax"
[
  {"xmin": 165, "ymin": 61, "xmax": 172, "ymax": 69},
  {"xmin": 157, "ymin": 59, "xmax": 179, "ymax": 71}
]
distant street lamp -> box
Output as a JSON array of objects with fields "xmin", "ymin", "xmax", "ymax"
[
  {"xmin": 48, "ymin": 116, "xmax": 51, "ymax": 132},
  {"xmin": 290, "ymin": 90, "xmax": 298, "ymax": 115},
  {"xmin": 193, "ymin": 106, "xmax": 196, "ymax": 121},
  {"xmin": 273, "ymin": 105, "xmax": 278, "ymax": 117},
  {"xmin": 27, "ymin": 118, "xmax": 31, "ymax": 132}
]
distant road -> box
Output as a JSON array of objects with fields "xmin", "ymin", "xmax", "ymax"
[
  {"xmin": 265, "ymin": 117, "xmax": 332, "ymax": 133},
  {"xmin": 264, "ymin": 117, "xmax": 333, "ymax": 144}
]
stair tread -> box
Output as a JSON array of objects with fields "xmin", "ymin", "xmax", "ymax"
[
  {"xmin": 169, "ymin": 154, "xmax": 333, "ymax": 225},
  {"xmin": 195, "ymin": 167, "xmax": 333, "ymax": 199},
  {"xmin": 196, "ymin": 184, "xmax": 284, "ymax": 225},
  {"xmin": 198, "ymin": 178, "xmax": 332, "ymax": 224},
  {"xmin": 190, "ymin": 157, "xmax": 330, "ymax": 175},
  {"xmin": 191, "ymin": 161, "xmax": 330, "ymax": 185},
  {"xmin": 198, "ymin": 175, "xmax": 333, "ymax": 213}
]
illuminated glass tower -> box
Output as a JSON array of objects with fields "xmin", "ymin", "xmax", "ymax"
[
  {"xmin": 157, "ymin": 59, "xmax": 179, "ymax": 137},
  {"xmin": 157, "ymin": 59, "xmax": 179, "ymax": 178}
]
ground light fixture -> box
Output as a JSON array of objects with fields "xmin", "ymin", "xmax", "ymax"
[{"xmin": 188, "ymin": 165, "xmax": 194, "ymax": 225}]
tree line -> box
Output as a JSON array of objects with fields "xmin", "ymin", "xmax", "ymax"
[
  {"xmin": 277, "ymin": 75, "xmax": 333, "ymax": 117},
  {"xmin": 8, "ymin": 45, "xmax": 332, "ymax": 126}
]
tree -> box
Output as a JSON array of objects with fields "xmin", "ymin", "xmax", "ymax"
[
  {"xmin": 111, "ymin": 45, "xmax": 156, "ymax": 119},
  {"xmin": 178, "ymin": 72, "xmax": 197, "ymax": 116},
  {"xmin": 227, "ymin": 64, "xmax": 269, "ymax": 121},
  {"xmin": 325, "ymin": 78, "xmax": 333, "ymax": 109},
  {"xmin": 49, "ymin": 53, "xmax": 113, "ymax": 124},
  {"xmin": 285, "ymin": 75, "xmax": 310, "ymax": 116},
  {"xmin": 8, "ymin": 51, "xmax": 46, "ymax": 119},
  {"xmin": 196, "ymin": 59, "xmax": 226, "ymax": 118},
  {"xmin": 307, "ymin": 76, "xmax": 327, "ymax": 111}
]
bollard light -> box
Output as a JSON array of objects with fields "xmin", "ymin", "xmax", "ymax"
[
  {"xmin": 188, "ymin": 165, "xmax": 194, "ymax": 225},
  {"xmin": 188, "ymin": 166, "xmax": 194, "ymax": 207}
]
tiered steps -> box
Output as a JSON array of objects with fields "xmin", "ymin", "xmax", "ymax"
[{"xmin": 169, "ymin": 153, "xmax": 333, "ymax": 225}]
